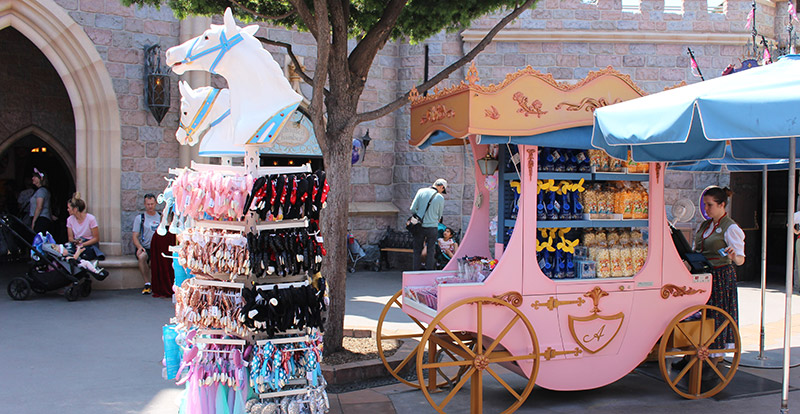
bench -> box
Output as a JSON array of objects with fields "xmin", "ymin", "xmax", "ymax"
[{"xmin": 377, "ymin": 228, "xmax": 414, "ymax": 270}]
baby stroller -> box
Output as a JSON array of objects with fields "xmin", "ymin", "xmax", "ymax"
[
  {"xmin": 1, "ymin": 214, "xmax": 108, "ymax": 301},
  {"xmin": 347, "ymin": 233, "xmax": 367, "ymax": 273}
]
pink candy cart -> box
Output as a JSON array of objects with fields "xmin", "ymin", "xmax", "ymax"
[{"xmin": 376, "ymin": 65, "xmax": 741, "ymax": 413}]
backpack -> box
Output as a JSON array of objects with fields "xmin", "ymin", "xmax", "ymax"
[{"xmin": 138, "ymin": 212, "xmax": 162, "ymax": 245}]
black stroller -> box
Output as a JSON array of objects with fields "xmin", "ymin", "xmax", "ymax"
[{"xmin": 1, "ymin": 214, "xmax": 108, "ymax": 301}]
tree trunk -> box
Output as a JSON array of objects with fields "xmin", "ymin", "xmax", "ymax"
[{"xmin": 320, "ymin": 118, "xmax": 356, "ymax": 355}]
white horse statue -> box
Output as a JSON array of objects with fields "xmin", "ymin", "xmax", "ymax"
[
  {"xmin": 166, "ymin": 8, "xmax": 303, "ymax": 147},
  {"xmin": 176, "ymin": 81, "xmax": 244, "ymax": 157}
]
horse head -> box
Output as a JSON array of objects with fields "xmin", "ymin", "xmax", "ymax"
[
  {"xmin": 166, "ymin": 8, "xmax": 258, "ymax": 75},
  {"xmin": 176, "ymin": 81, "xmax": 231, "ymax": 146}
]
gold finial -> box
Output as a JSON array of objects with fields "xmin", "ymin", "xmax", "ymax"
[
  {"xmin": 584, "ymin": 286, "xmax": 609, "ymax": 314},
  {"xmin": 408, "ymin": 86, "xmax": 420, "ymax": 102},
  {"xmin": 466, "ymin": 61, "xmax": 479, "ymax": 85}
]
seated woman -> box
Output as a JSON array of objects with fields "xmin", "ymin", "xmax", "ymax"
[{"xmin": 66, "ymin": 193, "xmax": 104, "ymax": 260}]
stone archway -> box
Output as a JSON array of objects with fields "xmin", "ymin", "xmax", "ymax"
[
  {"xmin": 0, "ymin": 0, "xmax": 122, "ymax": 254},
  {"xmin": 0, "ymin": 126, "xmax": 77, "ymax": 182}
]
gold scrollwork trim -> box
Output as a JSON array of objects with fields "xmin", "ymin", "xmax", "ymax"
[
  {"xmin": 484, "ymin": 105, "xmax": 500, "ymax": 120},
  {"xmin": 555, "ymin": 97, "xmax": 622, "ymax": 113},
  {"xmin": 491, "ymin": 291, "xmax": 523, "ymax": 307},
  {"xmin": 409, "ymin": 66, "xmax": 647, "ymax": 107},
  {"xmin": 541, "ymin": 346, "xmax": 583, "ymax": 361},
  {"xmin": 513, "ymin": 91, "xmax": 548, "ymax": 118},
  {"xmin": 419, "ymin": 104, "xmax": 456, "ymax": 124},
  {"xmin": 584, "ymin": 286, "xmax": 610, "ymax": 315},
  {"xmin": 532, "ymin": 296, "xmax": 586, "ymax": 311},
  {"xmin": 660, "ymin": 284, "xmax": 707, "ymax": 299},
  {"xmin": 568, "ymin": 312, "xmax": 625, "ymax": 354},
  {"xmin": 527, "ymin": 148, "xmax": 536, "ymax": 181}
]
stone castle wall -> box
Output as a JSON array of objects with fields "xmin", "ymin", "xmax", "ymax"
[{"xmin": 4, "ymin": 0, "xmax": 790, "ymax": 252}]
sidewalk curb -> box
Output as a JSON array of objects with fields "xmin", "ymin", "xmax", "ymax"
[{"xmin": 322, "ymin": 329, "xmax": 416, "ymax": 385}]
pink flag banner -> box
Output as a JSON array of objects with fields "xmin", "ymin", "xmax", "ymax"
[
  {"xmin": 745, "ymin": 8, "xmax": 754, "ymax": 29},
  {"xmin": 763, "ymin": 47, "xmax": 772, "ymax": 65},
  {"xmin": 690, "ymin": 58, "xmax": 702, "ymax": 77},
  {"xmin": 789, "ymin": 1, "xmax": 798, "ymax": 22}
]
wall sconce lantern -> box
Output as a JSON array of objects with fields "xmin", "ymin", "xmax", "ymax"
[
  {"xmin": 477, "ymin": 152, "xmax": 499, "ymax": 176},
  {"xmin": 351, "ymin": 129, "xmax": 372, "ymax": 164},
  {"xmin": 144, "ymin": 45, "xmax": 170, "ymax": 125}
]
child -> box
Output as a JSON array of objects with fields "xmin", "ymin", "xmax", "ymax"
[{"xmin": 438, "ymin": 227, "xmax": 458, "ymax": 260}]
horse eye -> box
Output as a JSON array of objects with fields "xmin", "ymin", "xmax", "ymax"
[
  {"xmin": 183, "ymin": 112, "xmax": 188, "ymax": 115},
  {"xmin": 204, "ymin": 36, "xmax": 209, "ymax": 40}
]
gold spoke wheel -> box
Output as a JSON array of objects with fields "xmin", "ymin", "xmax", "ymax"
[
  {"xmin": 377, "ymin": 290, "xmax": 472, "ymax": 389},
  {"xmin": 658, "ymin": 304, "xmax": 741, "ymax": 399},
  {"xmin": 416, "ymin": 297, "xmax": 539, "ymax": 414}
]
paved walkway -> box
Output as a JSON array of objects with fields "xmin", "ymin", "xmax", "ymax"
[{"xmin": 2, "ymin": 262, "xmax": 800, "ymax": 413}]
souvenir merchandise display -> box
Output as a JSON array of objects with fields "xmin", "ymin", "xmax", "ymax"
[
  {"xmin": 247, "ymin": 227, "xmax": 325, "ymax": 278},
  {"xmin": 249, "ymin": 333, "xmax": 323, "ymax": 393},
  {"xmin": 583, "ymin": 182, "xmax": 648, "ymax": 219},
  {"xmin": 174, "ymin": 338, "xmax": 251, "ymax": 414},
  {"xmin": 169, "ymin": 169, "xmax": 255, "ymax": 221},
  {"xmin": 244, "ymin": 382, "xmax": 329, "ymax": 414},
  {"xmin": 536, "ymin": 179, "xmax": 586, "ymax": 220},
  {"xmin": 178, "ymin": 228, "xmax": 250, "ymax": 279},
  {"xmin": 244, "ymin": 171, "xmax": 329, "ymax": 221},
  {"xmin": 587, "ymin": 149, "xmax": 649, "ymax": 173},
  {"xmin": 240, "ymin": 283, "xmax": 327, "ymax": 337},
  {"xmin": 538, "ymin": 148, "xmax": 591, "ymax": 173},
  {"xmin": 174, "ymin": 280, "xmax": 248, "ymax": 337},
  {"xmin": 404, "ymin": 285, "xmax": 438, "ymax": 309},
  {"xmin": 161, "ymin": 12, "xmax": 329, "ymax": 413}
]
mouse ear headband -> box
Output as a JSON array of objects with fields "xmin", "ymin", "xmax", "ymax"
[{"xmin": 33, "ymin": 168, "xmax": 44, "ymax": 178}]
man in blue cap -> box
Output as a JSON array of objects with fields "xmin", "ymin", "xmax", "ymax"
[{"xmin": 409, "ymin": 179, "xmax": 447, "ymax": 271}]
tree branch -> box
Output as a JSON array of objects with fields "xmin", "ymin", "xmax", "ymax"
[
  {"xmin": 228, "ymin": 0, "xmax": 295, "ymax": 21},
  {"xmin": 309, "ymin": 0, "xmax": 331, "ymax": 153},
  {"xmin": 287, "ymin": 0, "xmax": 319, "ymax": 39},
  {"xmin": 347, "ymin": 0, "xmax": 407, "ymax": 79},
  {"xmin": 256, "ymin": 36, "xmax": 330, "ymax": 98},
  {"xmin": 353, "ymin": 0, "xmax": 537, "ymax": 124}
]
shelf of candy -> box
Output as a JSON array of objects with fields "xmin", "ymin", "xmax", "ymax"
[
  {"xmin": 536, "ymin": 228, "xmax": 647, "ymax": 280},
  {"xmin": 404, "ymin": 285, "xmax": 438, "ymax": 309},
  {"xmin": 583, "ymin": 229, "xmax": 648, "ymax": 278},
  {"xmin": 582, "ymin": 181, "xmax": 648, "ymax": 220},
  {"xmin": 240, "ymin": 278, "xmax": 327, "ymax": 338},
  {"xmin": 247, "ymin": 226, "xmax": 325, "ymax": 279},
  {"xmin": 178, "ymin": 228, "xmax": 250, "ymax": 279},
  {"xmin": 174, "ymin": 279, "xmax": 248, "ymax": 337},
  {"xmin": 536, "ymin": 228, "xmax": 580, "ymax": 279},
  {"xmin": 537, "ymin": 179, "xmax": 585, "ymax": 221},
  {"xmin": 244, "ymin": 170, "xmax": 328, "ymax": 222},
  {"xmin": 539, "ymin": 147, "xmax": 591, "ymax": 173}
]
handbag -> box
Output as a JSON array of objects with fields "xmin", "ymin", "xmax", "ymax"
[{"xmin": 407, "ymin": 190, "xmax": 436, "ymax": 232}]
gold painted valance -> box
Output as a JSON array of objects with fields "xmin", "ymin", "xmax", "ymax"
[{"xmin": 408, "ymin": 63, "xmax": 647, "ymax": 147}]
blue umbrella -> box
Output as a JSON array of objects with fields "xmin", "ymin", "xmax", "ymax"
[{"xmin": 593, "ymin": 55, "xmax": 800, "ymax": 408}]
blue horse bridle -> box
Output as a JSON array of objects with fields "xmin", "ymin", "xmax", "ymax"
[
  {"xmin": 179, "ymin": 88, "xmax": 230, "ymax": 143},
  {"xmin": 178, "ymin": 30, "xmax": 244, "ymax": 74}
]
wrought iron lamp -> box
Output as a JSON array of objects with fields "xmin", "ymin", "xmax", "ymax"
[
  {"xmin": 359, "ymin": 129, "xmax": 372, "ymax": 159},
  {"xmin": 144, "ymin": 45, "xmax": 170, "ymax": 125},
  {"xmin": 476, "ymin": 152, "xmax": 499, "ymax": 175}
]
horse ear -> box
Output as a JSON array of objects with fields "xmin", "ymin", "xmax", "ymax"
[
  {"xmin": 242, "ymin": 25, "xmax": 258, "ymax": 37},
  {"xmin": 223, "ymin": 7, "xmax": 238, "ymax": 34},
  {"xmin": 178, "ymin": 80, "xmax": 192, "ymax": 98}
]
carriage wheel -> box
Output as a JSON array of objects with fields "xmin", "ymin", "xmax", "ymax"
[
  {"xmin": 416, "ymin": 297, "xmax": 539, "ymax": 414},
  {"xmin": 377, "ymin": 290, "xmax": 474, "ymax": 389},
  {"xmin": 658, "ymin": 304, "xmax": 741, "ymax": 399},
  {"xmin": 7, "ymin": 277, "xmax": 32, "ymax": 300}
]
